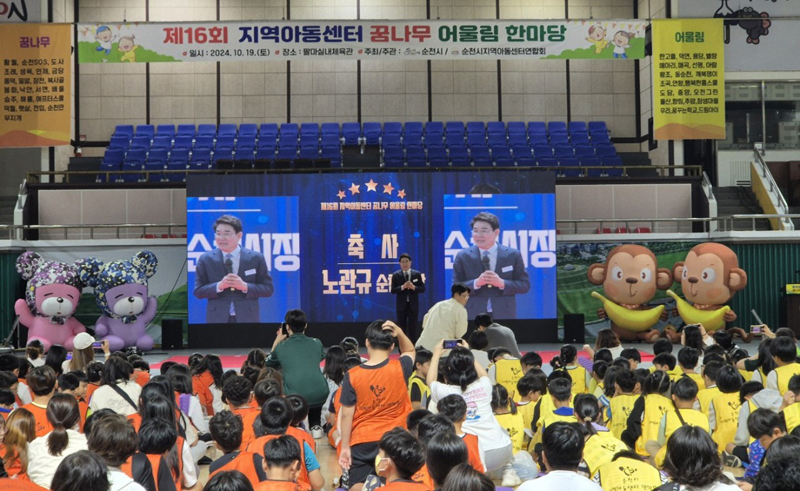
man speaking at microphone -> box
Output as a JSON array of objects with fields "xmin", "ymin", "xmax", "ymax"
[
  {"xmin": 193, "ymin": 214, "xmax": 274, "ymax": 324},
  {"xmin": 452, "ymin": 211, "xmax": 530, "ymax": 320}
]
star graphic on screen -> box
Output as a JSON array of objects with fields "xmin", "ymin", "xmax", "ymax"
[
  {"xmin": 349, "ymin": 183, "xmax": 361, "ymax": 195},
  {"xmin": 337, "ymin": 190, "xmax": 346, "ymax": 199},
  {"xmin": 383, "ymin": 183, "xmax": 395, "ymax": 195},
  {"xmin": 365, "ymin": 179, "xmax": 378, "ymax": 192},
  {"xmin": 397, "ymin": 189, "xmax": 406, "ymax": 199}
]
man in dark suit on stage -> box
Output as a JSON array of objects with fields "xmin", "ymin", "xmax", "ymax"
[
  {"xmin": 391, "ymin": 253, "xmax": 425, "ymax": 340},
  {"xmin": 193, "ymin": 214, "xmax": 274, "ymax": 323},
  {"xmin": 452, "ymin": 212, "xmax": 530, "ymax": 320}
]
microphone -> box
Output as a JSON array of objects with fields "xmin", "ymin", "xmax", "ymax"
[
  {"xmin": 481, "ymin": 254, "xmax": 493, "ymax": 288},
  {"xmin": 224, "ymin": 257, "xmax": 235, "ymax": 291}
]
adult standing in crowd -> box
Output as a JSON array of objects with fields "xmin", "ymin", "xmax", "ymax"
[
  {"xmin": 415, "ymin": 284, "xmax": 471, "ymax": 352},
  {"xmin": 474, "ymin": 313, "xmax": 521, "ymax": 358},
  {"xmin": 391, "ymin": 253, "xmax": 426, "ymax": 341},
  {"xmin": 266, "ymin": 309, "xmax": 329, "ymax": 427}
]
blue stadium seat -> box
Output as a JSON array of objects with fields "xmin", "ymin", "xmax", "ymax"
[
  {"xmin": 603, "ymin": 156, "xmax": 624, "ymax": 177},
  {"xmin": 173, "ymin": 136, "xmax": 194, "ymax": 152},
  {"xmin": 537, "ymin": 157, "xmax": 557, "ymax": 168},
  {"xmin": 321, "ymin": 135, "xmax": 340, "ymax": 149},
  {"xmin": 533, "ymin": 145, "xmax": 554, "ymax": 158},
  {"xmin": 156, "ymin": 125, "xmax": 175, "ymax": 138},
  {"xmin": 591, "ymin": 132, "xmax": 611, "ymax": 144},
  {"xmin": 550, "ymin": 133, "xmax": 569, "ymax": 146},
  {"xmin": 136, "ymin": 125, "xmax": 155, "ymax": 138},
  {"xmin": 529, "ymin": 133, "xmax": 549, "ymax": 146},
  {"xmin": 237, "ymin": 135, "xmax": 256, "ymax": 147},
  {"xmin": 321, "ymin": 123, "xmax": 340, "ymax": 138},
  {"xmin": 165, "ymin": 158, "xmax": 187, "ymax": 182},
  {"xmin": 466, "ymin": 122, "xmax": 485, "ymax": 136},
  {"xmin": 147, "ymin": 149, "xmax": 168, "ymax": 165},
  {"xmin": 98, "ymin": 161, "xmax": 120, "ymax": 183},
  {"xmin": 191, "ymin": 148, "xmax": 212, "ymax": 166},
  {"xmin": 320, "ymin": 146, "xmax": 341, "ymax": 167},
  {"xmin": 235, "ymin": 144, "xmax": 255, "ymax": 159},
  {"xmin": 507, "ymin": 122, "xmax": 526, "ymax": 136},
  {"xmin": 144, "ymin": 160, "xmax": 166, "ymax": 182},
  {"xmin": 517, "ymin": 154, "xmax": 536, "ymax": 167},
  {"xmin": 569, "ymin": 121, "xmax": 587, "ymax": 135},
  {"xmin": 487, "ymin": 122, "xmax": 506, "ymax": 137},
  {"xmin": 277, "ymin": 146, "xmax": 297, "ymax": 162},
  {"xmin": 527, "ymin": 122, "xmax": 547, "ymax": 136},
  {"xmin": 383, "ymin": 147, "xmax": 404, "ymax": 167},
  {"xmin": 213, "ymin": 148, "xmax": 234, "ymax": 164},
  {"xmin": 216, "ymin": 135, "xmax": 235, "ymax": 150},
  {"xmin": 425, "ymin": 122, "xmax": 444, "ymax": 140},
  {"xmin": 130, "ymin": 136, "xmax": 151, "ymax": 152},
  {"xmin": 151, "ymin": 136, "xmax": 172, "ymax": 152},
  {"xmin": 218, "ymin": 124, "xmax": 237, "ymax": 137},
  {"xmin": 113, "ymin": 125, "xmax": 134, "ymax": 138},
  {"xmin": 103, "ymin": 148, "xmax": 125, "ymax": 165},
  {"xmin": 449, "ymin": 146, "xmax": 470, "ymax": 167},
  {"xmin": 575, "ymin": 146, "xmax": 596, "ymax": 158},
  {"xmin": 487, "ymin": 133, "xmax": 507, "ymax": 148},
  {"xmin": 588, "ymin": 121, "xmax": 609, "ymax": 134},
  {"xmin": 446, "ymin": 121, "xmax": 465, "ymax": 137},
  {"xmin": 125, "ymin": 149, "xmax": 146, "ymax": 165},
  {"xmin": 121, "ymin": 162, "xmax": 144, "ymax": 182},
  {"xmin": 108, "ymin": 136, "xmax": 130, "ymax": 152},
  {"xmin": 403, "ymin": 133, "xmax": 423, "ymax": 149},
  {"xmin": 406, "ymin": 147, "xmax": 427, "ymax": 167},
  {"xmin": 427, "ymin": 146, "xmax": 448, "ymax": 167},
  {"xmin": 583, "ymin": 157, "xmax": 603, "ymax": 177},
  {"xmin": 187, "ymin": 161, "xmax": 209, "ymax": 172},
  {"xmin": 260, "ymin": 124, "xmax": 279, "ymax": 141},
  {"xmin": 471, "ymin": 146, "xmax": 492, "ymax": 167},
  {"xmin": 363, "ymin": 122, "xmax": 382, "ymax": 145},
  {"xmin": 404, "ymin": 122, "xmax": 423, "ymax": 139},
  {"xmin": 554, "ymin": 145, "xmax": 574, "ymax": 159},
  {"xmin": 239, "ymin": 124, "xmax": 258, "ymax": 138},
  {"xmin": 382, "ymin": 133, "xmax": 402, "ymax": 149},
  {"xmin": 508, "ymin": 134, "xmax": 528, "ymax": 148},
  {"xmin": 595, "ymin": 144, "xmax": 617, "ymax": 158},
  {"xmin": 384, "ymin": 122, "xmax": 402, "ymax": 137},
  {"xmin": 280, "ymin": 123, "xmax": 299, "ymax": 137},
  {"xmin": 493, "ymin": 147, "xmax": 514, "ymax": 167},
  {"xmin": 176, "ymin": 124, "xmax": 196, "ymax": 138},
  {"xmin": 559, "ymin": 157, "xmax": 581, "ymax": 177},
  {"xmin": 255, "ymin": 147, "xmax": 276, "ymax": 161},
  {"xmin": 300, "ymin": 123, "xmax": 319, "ymax": 136},
  {"xmin": 169, "ymin": 148, "xmax": 189, "ymax": 162},
  {"xmin": 299, "ymin": 134, "xmax": 319, "ymax": 149},
  {"xmin": 512, "ymin": 145, "xmax": 532, "ymax": 159},
  {"xmin": 571, "ymin": 133, "xmax": 590, "ymax": 146},
  {"xmin": 197, "ymin": 124, "xmax": 217, "ymax": 137},
  {"xmin": 548, "ymin": 122, "xmax": 568, "ymax": 135},
  {"xmin": 342, "ymin": 123, "xmax": 361, "ymax": 146},
  {"xmin": 278, "ymin": 134, "xmax": 298, "ymax": 148},
  {"xmin": 445, "ymin": 133, "xmax": 465, "ymax": 148},
  {"xmin": 298, "ymin": 146, "xmax": 319, "ymax": 160},
  {"xmin": 467, "ymin": 133, "xmax": 486, "ymax": 147}
]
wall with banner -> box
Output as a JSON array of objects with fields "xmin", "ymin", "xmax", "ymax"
[{"xmin": 74, "ymin": 0, "xmax": 642, "ymax": 145}]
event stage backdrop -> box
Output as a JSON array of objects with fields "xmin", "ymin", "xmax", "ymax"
[{"xmin": 186, "ymin": 170, "xmax": 556, "ymax": 342}]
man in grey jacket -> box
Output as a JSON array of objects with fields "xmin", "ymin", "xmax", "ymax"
[{"xmin": 475, "ymin": 312, "xmax": 521, "ymax": 358}]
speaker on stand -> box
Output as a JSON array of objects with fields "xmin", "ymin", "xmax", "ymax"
[
  {"xmin": 563, "ymin": 313, "xmax": 585, "ymax": 344},
  {"xmin": 161, "ymin": 319, "xmax": 184, "ymax": 350}
]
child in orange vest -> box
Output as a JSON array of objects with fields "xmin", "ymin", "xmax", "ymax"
[
  {"xmin": 374, "ymin": 428, "xmax": 428, "ymax": 490},
  {"xmin": 437, "ymin": 394, "xmax": 486, "ymax": 472},
  {"xmin": 209, "ymin": 410, "xmax": 266, "ymax": 486},
  {"xmin": 255, "ymin": 435, "xmax": 306, "ymax": 491},
  {"xmin": 21, "ymin": 365, "xmax": 56, "ymax": 437}
]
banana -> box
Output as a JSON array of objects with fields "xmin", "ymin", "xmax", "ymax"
[
  {"xmin": 591, "ymin": 291, "xmax": 664, "ymax": 332},
  {"xmin": 666, "ymin": 290, "xmax": 730, "ymax": 332}
]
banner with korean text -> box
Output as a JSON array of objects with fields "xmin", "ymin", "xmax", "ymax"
[
  {"xmin": 77, "ymin": 20, "xmax": 647, "ymax": 63},
  {"xmin": 0, "ymin": 23, "xmax": 71, "ymax": 147},
  {"xmin": 652, "ymin": 19, "xmax": 726, "ymax": 140}
]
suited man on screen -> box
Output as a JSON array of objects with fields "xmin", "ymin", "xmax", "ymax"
[
  {"xmin": 391, "ymin": 253, "xmax": 426, "ymax": 340},
  {"xmin": 452, "ymin": 211, "xmax": 530, "ymax": 320},
  {"xmin": 193, "ymin": 214, "xmax": 274, "ymax": 323}
]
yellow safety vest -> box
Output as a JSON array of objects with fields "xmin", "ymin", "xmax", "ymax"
[
  {"xmin": 682, "ymin": 371, "xmax": 705, "ymax": 389},
  {"xmin": 593, "ymin": 382, "xmax": 605, "ymax": 399},
  {"xmin": 773, "ymin": 363, "xmax": 800, "ymax": 395},
  {"xmin": 495, "ymin": 358, "xmax": 524, "ymax": 402},
  {"xmin": 635, "ymin": 394, "xmax": 671, "ymax": 456},
  {"xmin": 656, "ymin": 408, "xmax": 710, "ymax": 467},
  {"xmin": 583, "ymin": 430, "xmax": 628, "ymax": 477},
  {"xmin": 667, "ymin": 367, "xmax": 682, "ymax": 381},
  {"xmin": 541, "ymin": 409, "xmax": 577, "ymax": 431},
  {"xmin": 495, "ymin": 411, "xmax": 525, "ymax": 453},
  {"xmin": 711, "ymin": 391, "xmax": 741, "ymax": 453},
  {"xmin": 535, "ymin": 392, "xmax": 575, "ymax": 431},
  {"xmin": 739, "ymin": 369, "xmax": 751, "ymax": 382},
  {"xmin": 608, "ymin": 394, "xmax": 638, "ymax": 440},
  {"xmin": 697, "ymin": 386, "xmax": 721, "ymax": 417},
  {"xmin": 782, "ymin": 402, "xmax": 800, "ymax": 434},
  {"xmin": 407, "ymin": 374, "xmax": 430, "ymax": 409},
  {"xmin": 598, "ymin": 456, "xmax": 663, "ymax": 491},
  {"xmin": 517, "ymin": 400, "xmax": 536, "ymax": 437},
  {"xmin": 565, "ymin": 364, "xmax": 589, "ymax": 394}
]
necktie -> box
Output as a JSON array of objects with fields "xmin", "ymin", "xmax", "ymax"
[
  {"xmin": 482, "ymin": 251, "xmax": 492, "ymax": 312},
  {"xmin": 226, "ymin": 253, "xmax": 235, "ymax": 316},
  {"xmin": 405, "ymin": 271, "xmax": 410, "ymax": 302}
]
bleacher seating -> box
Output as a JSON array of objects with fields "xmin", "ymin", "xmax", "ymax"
[{"xmin": 102, "ymin": 120, "xmax": 623, "ymax": 179}]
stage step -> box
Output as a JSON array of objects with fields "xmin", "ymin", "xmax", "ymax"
[{"xmin": 714, "ymin": 186, "xmax": 772, "ymax": 231}]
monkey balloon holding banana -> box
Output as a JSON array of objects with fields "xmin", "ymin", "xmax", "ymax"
[{"xmin": 587, "ymin": 244, "xmax": 673, "ymax": 342}]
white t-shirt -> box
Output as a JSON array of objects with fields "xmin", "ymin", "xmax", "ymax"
[
  {"xmin": 27, "ymin": 429, "xmax": 89, "ymax": 489},
  {"xmin": 517, "ymin": 470, "xmax": 602, "ymax": 491},
  {"xmin": 211, "ymin": 385, "xmax": 224, "ymax": 414},
  {"xmin": 28, "ymin": 357, "xmax": 45, "ymax": 367},
  {"xmin": 678, "ymin": 482, "xmax": 740, "ymax": 491},
  {"xmin": 109, "ymin": 468, "xmax": 147, "ymax": 491},
  {"xmin": 17, "ymin": 380, "xmax": 32, "ymax": 405},
  {"xmin": 429, "ymin": 376, "xmax": 511, "ymax": 452},
  {"xmin": 88, "ymin": 380, "xmax": 142, "ymax": 416}
]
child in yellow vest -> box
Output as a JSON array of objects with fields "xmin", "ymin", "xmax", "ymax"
[
  {"xmin": 628, "ymin": 370, "xmax": 672, "ymax": 457},
  {"xmin": 591, "ymin": 360, "xmax": 608, "ymax": 399},
  {"xmin": 651, "ymin": 377, "xmax": 710, "ymax": 467},
  {"xmin": 766, "ymin": 336, "xmax": 800, "ymax": 395},
  {"xmin": 607, "ymin": 370, "xmax": 639, "ymax": 440},
  {"xmin": 550, "ymin": 345, "xmax": 590, "ymax": 394},
  {"xmin": 488, "ymin": 348, "xmax": 524, "ymax": 403},
  {"xmin": 408, "ymin": 348, "xmax": 432, "ymax": 410},
  {"xmin": 678, "ymin": 347, "xmax": 706, "ymax": 388},
  {"xmin": 573, "ymin": 393, "xmax": 628, "ymax": 479},
  {"xmin": 597, "ymin": 451, "xmax": 663, "ymax": 491},
  {"xmin": 619, "ymin": 348, "xmax": 641, "ymax": 370},
  {"xmin": 519, "ymin": 352, "xmax": 542, "ymax": 374},
  {"xmin": 725, "ymin": 381, "xmax": 776, "ymax": 464},
  {"xmin": 783, "ymin": 374, "xmax": 800, "ymax": 434},
  {"xmin": 492, "ymin": 384, "xmax": 525, "ymax": 454},
  {"xmin": 652, "ymin": 353, "xmax": 681, "ymax": 382},
  {"xmin": 516, "ymin": 370, "xmax": 546, "ymax": 445},
  {"xmin": 709, "ymin": 365, "xmax": 743, "ymax": 456},
  {"xmin": 539, "ymin": 377, "xmax": 575, "ymax": 432},
  {"xmin": 649, "ymin": 339, "xmax": 675, "ymax": 375},
  {"xmin": 697, "ymin": 361, "xmax": 724, "ymax": 417}
]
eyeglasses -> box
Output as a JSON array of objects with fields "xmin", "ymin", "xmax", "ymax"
[
  {"xmin": 472, "ymin": 228, "xmax": 494, "ymax": 236},
  {"xmin": 214, "ymin": 232, "xmax": 236, "ymax": 238}
]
